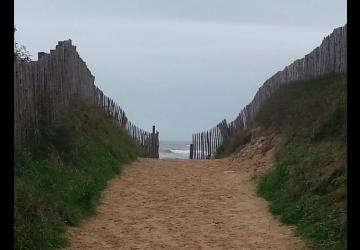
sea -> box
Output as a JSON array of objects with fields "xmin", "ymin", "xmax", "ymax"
[{"xmin": 159, "ymin": 141, "xmax": 191, "ymax": 159}]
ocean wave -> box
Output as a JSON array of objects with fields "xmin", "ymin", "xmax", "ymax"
[
  {"xmin": 161, "ymin": 149, "xmax": 173, "ymax": 153},
  {"xmin": 170, "ymin": 149, "xmax": 190, "ymax": 154},
  {"xmin": 160, "ymin": 149, "xmax": 208, "ymax": 154}
]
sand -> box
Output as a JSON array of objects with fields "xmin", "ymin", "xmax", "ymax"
[{"xmin": 64, "ymin": 138, "xmax": 307, "ymax": 250}]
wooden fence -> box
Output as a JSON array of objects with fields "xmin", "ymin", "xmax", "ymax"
[
  {"xmin": 190, "ymin": 119, "xmax": 229, "ymax": 160},
  {"xmin": 14, "ymin": 39, "xmax": 159, "ymax": 158},
  {"xmin": 190, "ymin": 24, "xmax": 347, "ymax": 160}
]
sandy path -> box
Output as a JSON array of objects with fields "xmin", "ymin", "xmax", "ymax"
[{"xmin": 65, "ymin": 142, "xmax": 307, "ymax": 250}]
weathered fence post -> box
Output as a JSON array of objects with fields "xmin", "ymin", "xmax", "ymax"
[
  {"xmin": 206, "ymin": 131, "xmax": 210, "ymax": 159},
  {"xmin": 152, "ymin": 125, "xmax": 156, "ymax": 158},
  {"xmin": 189, "ymin": 143, "xmax": 194, "ymax": 159}
]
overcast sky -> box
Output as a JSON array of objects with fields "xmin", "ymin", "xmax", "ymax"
[{"xmin": 15, "ymin": 0, "xmax": 346, "ymax": 141}]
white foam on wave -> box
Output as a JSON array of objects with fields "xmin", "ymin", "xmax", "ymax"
[{"xmin": 170, "ymin": 149, "xmax": 190, "ymax": 154}]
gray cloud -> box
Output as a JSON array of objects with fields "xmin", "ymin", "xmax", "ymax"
[
  {"xmin": 15, "ymin": 1, "xmax": 347, "ymax": 140},
  {"xmin": 15, "ymin": 0, "xmax": 346, "ymax": 26}
]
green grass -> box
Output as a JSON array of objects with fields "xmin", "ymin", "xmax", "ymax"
[
  {"xmin": 217, "ymin": 74, "xmax": 347, "ymax": 249},
  {"xmin": 14, "ymin": 99, "xmax": 139, "ymax": 250},
  {"xmin": 253, "ymin": 74, "xmax": 347, "ymax": 141},
  {"xmin": 258, "ymin": 136, "xmax": 346, "ymax": 249},
  {"xmin": 256, "ymin": 74, "xmax": 347, "ymax": 249}
]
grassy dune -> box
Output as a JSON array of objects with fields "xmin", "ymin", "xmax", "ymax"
[
  {"xmin": 14, "ymin": 100, "xmax": 139, "ymax": 249},
  {"xmin": 218, "ymin": 74, "xmax": 347, "ymax": 249}
]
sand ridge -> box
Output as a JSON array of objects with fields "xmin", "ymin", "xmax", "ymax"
[{"xmin": 64, "ymin": 140, "xmax": 307, "ymax": 250}]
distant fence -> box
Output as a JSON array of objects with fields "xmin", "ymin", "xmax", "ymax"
[
  {"xmin": 190, "ymin": 120, "xmax": 228, "ymax": 160},
  {"xmin": 14, "ymin": 39, "xmax": 159, "ymax": 158},
  {"xmin": 190, "ymin": 24, "xmax": 347, "ymax": 160}
]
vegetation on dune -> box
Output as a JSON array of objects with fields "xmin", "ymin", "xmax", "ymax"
[
  {"xmin": 215, "ymin": 129, "xmax": 252, "ymax": 158},
  {"xmin": 14, "ymin": 99, "xmax": 139, "ymax": 250},
  {"xmin": 217, "ymin": 74, "xmax": 347, "ymax": 249},
  {"xmin": 258, "ymin": 135, "xmax": 346, "ymax": 249},
  {"xmin": 253, "ymin": 74, "xmax": 347, "ymax": 140},
  {"xmin": 256, "ymin": 74, "xmax": 347, "ymax": 249}
]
